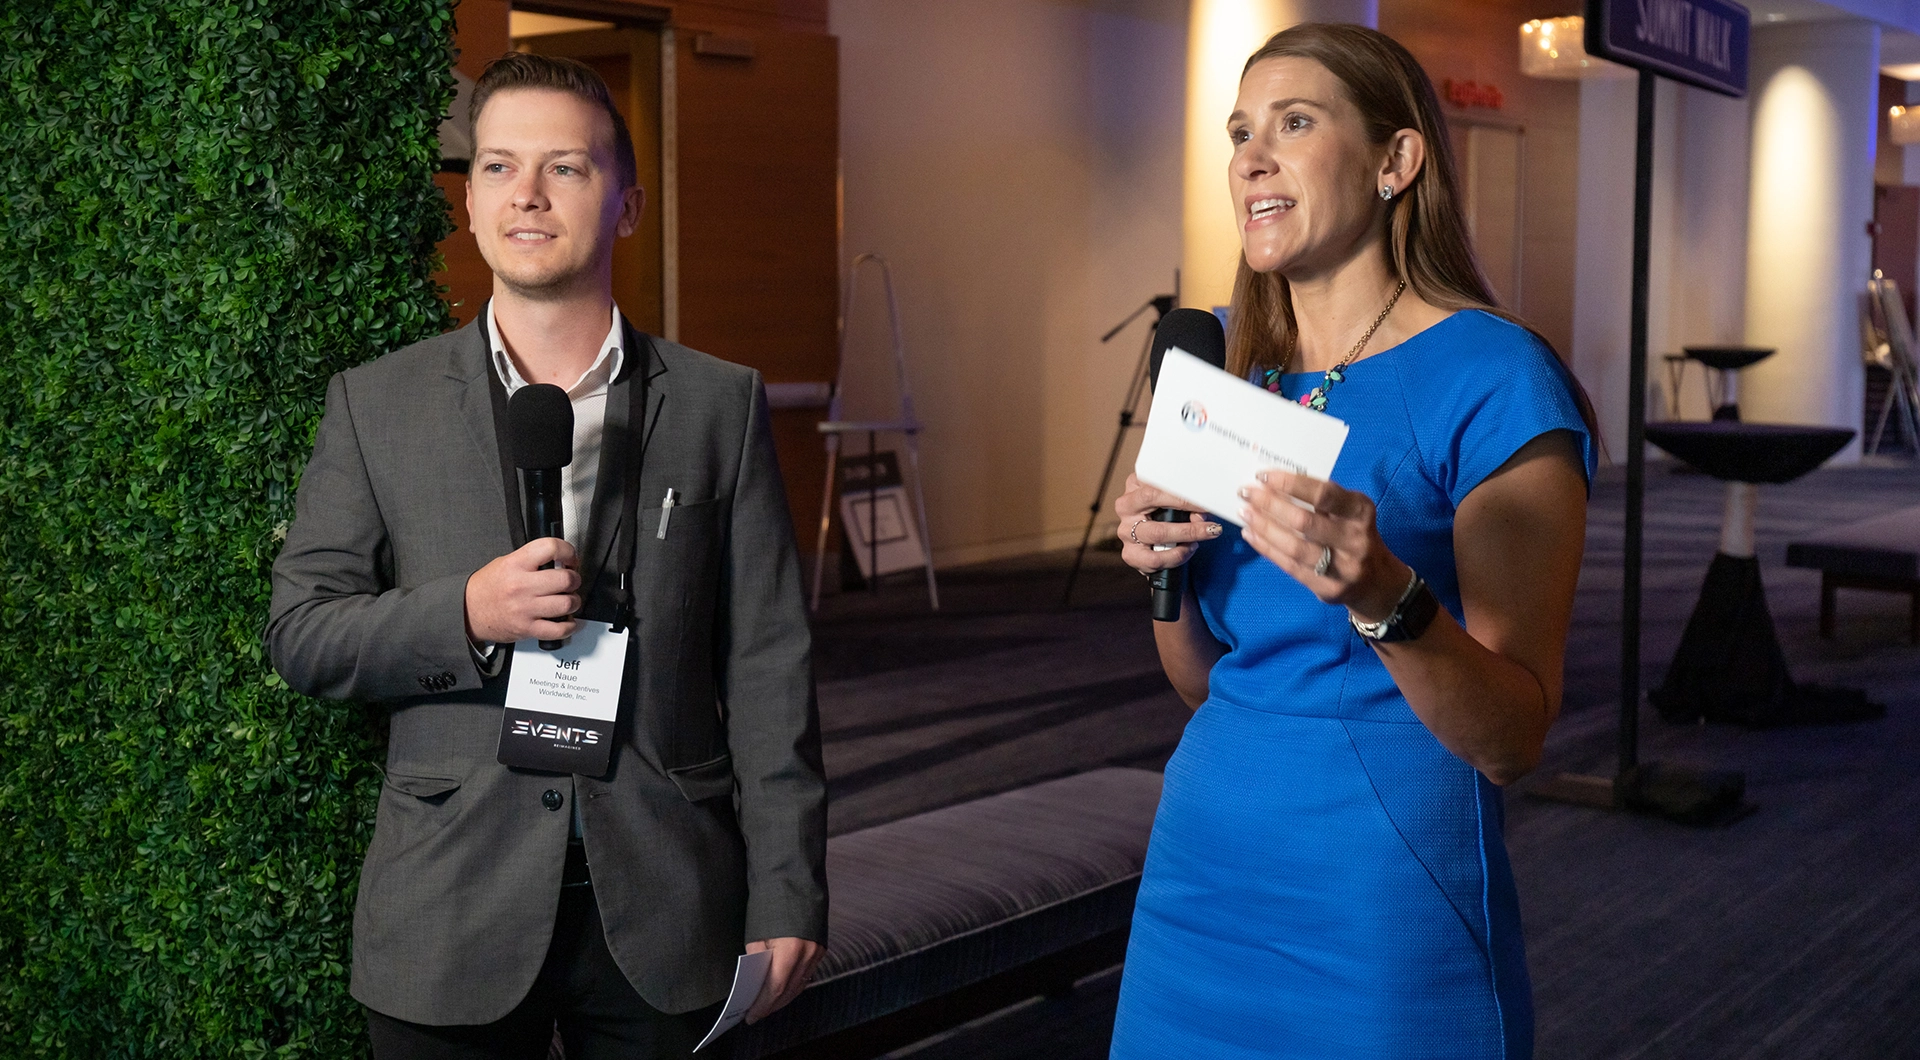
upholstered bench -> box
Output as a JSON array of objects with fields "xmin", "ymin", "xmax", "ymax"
[
  {"xmin": 730, "ymin": 767, "xmax": 1164, "ymax": 1059},
  {"xmin": 1786, "ymin": 504, "xmax": 1920, "ymax": 642}
]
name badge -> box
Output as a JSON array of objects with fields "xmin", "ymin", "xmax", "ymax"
[{"xmin": 496, "ymin": 621, "xmax": 628, "ymax": 775}]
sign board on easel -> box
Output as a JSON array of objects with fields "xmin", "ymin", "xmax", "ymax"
[{"xmin": 837, "ymin": 451, "xmax": 926, "ymax": 579}]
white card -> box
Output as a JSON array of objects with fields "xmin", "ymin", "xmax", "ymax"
[
  {"xmin": 693, "ymin": 950, "xmax": 775, "ymax": 1052},
  {"xmin": 1135, "ymin": 346, "xmax": 1350, "ymax": 525},
  {"xmin": 504, "ymin": 621, "xmax": 629, "ymax": 723}
]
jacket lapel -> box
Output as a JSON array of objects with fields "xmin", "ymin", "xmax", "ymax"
[
  {"xmin": 446, "ymin": 312, "xmax": 513, "ymax": 536},
  {"xmin": 445, "ymin": 306, "xmax": 670, "ymax": 604}
]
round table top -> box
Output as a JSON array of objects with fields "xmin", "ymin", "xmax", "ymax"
[
  {"xmin": 1683, "ymin": 346, "xmax": 1774, "ymax": 371},
  {"xmin": 1644, "ymin": 421, "xmax": 1854, "ymax": 483}
]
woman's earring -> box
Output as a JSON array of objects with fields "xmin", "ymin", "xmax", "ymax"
[{"xmin": 1380, "ymin": 184, "xmax": 1395, "ymax": 201}]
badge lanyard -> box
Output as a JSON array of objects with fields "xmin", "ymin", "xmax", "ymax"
[
  {"xmin": 487, "ymin": 333, "xmax": 653, "ymax": 776},
  {"xmin": 483, "ymin": 338, "xmax": 652, "ymax": 628}
]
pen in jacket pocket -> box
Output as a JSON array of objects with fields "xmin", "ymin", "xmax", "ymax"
[{"xmin": 657, "ymin": 488, "xmax": 678, "ymax": 540}]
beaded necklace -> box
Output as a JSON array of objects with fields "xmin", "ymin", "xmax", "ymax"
[{"xmin": 1262, "ymin": 280, "xmax": 1407, "ymax": 412}]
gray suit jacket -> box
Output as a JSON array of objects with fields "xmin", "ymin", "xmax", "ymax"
[{"xmin": 266, "ymin": 312, "xmax": 827, "ymax": 1024}]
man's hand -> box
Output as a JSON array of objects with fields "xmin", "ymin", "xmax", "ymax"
[
  {"xmin": 743, "ymin": 936, "xmax": 824, "ymax": 1024},
  {"xmin": 463, "ymin": 538, "xmax": 582, "ymax": 644}
]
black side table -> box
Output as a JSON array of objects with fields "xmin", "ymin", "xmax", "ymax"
[
  {"xmin": 1683, "ymin": 346, "xmax": 1773, "ymax": 421},
  {"xmin": 1644, "ymin": 422, "xmax": 1881, "ymax": 727}
]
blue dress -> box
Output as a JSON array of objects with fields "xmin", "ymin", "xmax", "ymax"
[{"xmin": 1109, "ymin": 311, "xmax": 1595, "ymax": 1060}]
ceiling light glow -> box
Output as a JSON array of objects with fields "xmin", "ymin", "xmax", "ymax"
[{"xmin": 1519, "ymin": 17, "xmax": 1633, "ymax": 80}]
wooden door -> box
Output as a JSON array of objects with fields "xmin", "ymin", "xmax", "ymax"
[
  {"xmin": 520, "ymin": 27, "xmax": 668, "ymax": 337},
  {"xmin": 434, "ymin": 0, "xmax": 509, "ymax": 326},
  {"xmin": 674, "ymin": 26, "xmax": 840, "ymax": 549}
]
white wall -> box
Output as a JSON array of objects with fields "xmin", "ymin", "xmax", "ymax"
[
  {"xmin": 832, "ymin": 0, "xmax": 1187, "ymax": 567},
  {"xmin": 1744, "ymin": 20, "xmax": 1879, "ymax": 449},
  {"xmin": 1570, "ymin": 76, "xmax": 1638, "ymax": 457},
  {"xmin": 1180, "ymin": 0, "xmax": 1379, "ymax": 312},
  {"xmin": 1571, "ymin": 63, "xmax": 1761, "ymax": 456}
]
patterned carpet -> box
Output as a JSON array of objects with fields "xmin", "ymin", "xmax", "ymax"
[{"xmin": 809, "ymin": 460, "xmax": 1920, "ymax": 1060}]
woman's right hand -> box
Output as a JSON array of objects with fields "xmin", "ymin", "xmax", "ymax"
[{"xmin": 1115, "ymin": 473, "xmax": 1223, "ymax": 574}]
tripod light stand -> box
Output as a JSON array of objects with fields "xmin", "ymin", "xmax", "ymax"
[{"xmin": 1062, "ymin": 272, "xmax": 1179, "ymax": 607}]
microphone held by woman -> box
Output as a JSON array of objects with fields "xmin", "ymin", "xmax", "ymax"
[{"xmin": 1143, "ymin": 308, "xmax": 1227, "ymax": 621}]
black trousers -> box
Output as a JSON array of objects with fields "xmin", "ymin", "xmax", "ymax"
[{"xmin": 367, "ymin": 862, "xmax": 721, "ymax": 1060}]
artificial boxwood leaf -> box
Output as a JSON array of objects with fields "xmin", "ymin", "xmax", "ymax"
[{"xmin": 0, "ymin": 2, "xmax": 456, "ymax": 1055}]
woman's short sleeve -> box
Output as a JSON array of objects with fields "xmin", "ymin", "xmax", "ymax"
[{"xmin": 1407, "ymin": 313, "xmax": 1597, "ymax": 508}]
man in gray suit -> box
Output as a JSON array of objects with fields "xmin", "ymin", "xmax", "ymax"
[{"xmin": 268, "ymin": 53, "xmax": 826, "ymax": 1059}]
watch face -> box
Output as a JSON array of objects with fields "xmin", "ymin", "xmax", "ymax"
[{"xmin": 1394, "ymin": 581, "xmax": 1441, "ymax": 642}]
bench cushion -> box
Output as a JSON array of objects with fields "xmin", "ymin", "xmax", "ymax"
[
  {"xmin": 731, "ymin": 767, "xmax": 1163, "ymax": 1057},
  {"xmin": 1786, "ymin": 504, "xmax": 1920, "ymax": 581}
]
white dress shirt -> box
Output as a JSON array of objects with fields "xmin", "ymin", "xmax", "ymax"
[
  {"xmin": 481, "ymin": 303, "xmax": 627, "ymax": 839},
  {"xmin": 470, "ymin": 303, "xmax": 626, "ymax": 681},
  {"xmin": 485, "ymin": 299, "xmax": 626, "ymax": 554}
]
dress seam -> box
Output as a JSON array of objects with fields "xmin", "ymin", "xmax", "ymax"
[
  {"xmin": 1388, "ymin": 327, "xmax": 1447, "ymax": 506},
  {"xmin": 1335, "ymin": 719, "xmax": 1493, "ymax": 972},
  {"xmin": 1475, "ymin": 776, "xmax": 1512, "ymax": 1058}
]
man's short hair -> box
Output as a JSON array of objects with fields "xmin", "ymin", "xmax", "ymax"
[{"xmin": 469, "ymin": 52, "xmax": 638, "ymax": 190}]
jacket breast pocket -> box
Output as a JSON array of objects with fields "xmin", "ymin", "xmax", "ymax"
[
  {"xmin": 666, "ymin": 752, "xmax": 735, "ymax": 803},
  {"xmin": 640, "ymin": 496, "xmax": 721, "ymax": 568},
  {"xmin": 638, "ymin": 497, "xmax": 723, "ymax": 623}
]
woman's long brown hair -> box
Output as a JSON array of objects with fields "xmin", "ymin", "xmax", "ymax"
[{"xmin": 1225, "ymin": 22, "xmax": 1596, "ymax": 433}]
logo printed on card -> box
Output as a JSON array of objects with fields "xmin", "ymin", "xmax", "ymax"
[
  {"xmin": 510, "ymin": 718, "xmax": 603, "ymax": 745},
  {"xmin": 1180, "ymin": 401, "xmax": 1209, "ymax": 431}
]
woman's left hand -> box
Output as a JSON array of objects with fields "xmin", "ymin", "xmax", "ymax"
[{"xmin": 1238, "ymin": 470, "xmax": 1409, "ymax": 623}]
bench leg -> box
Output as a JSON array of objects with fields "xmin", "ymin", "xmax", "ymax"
[{"xmin": 1820, "ymin": 575, "xmax": 1836, "ymax": 640}]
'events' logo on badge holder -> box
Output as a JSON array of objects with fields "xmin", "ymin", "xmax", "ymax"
[{"xmin": 497, "ymin": 621, "xmax": 629, "ymax": 776}]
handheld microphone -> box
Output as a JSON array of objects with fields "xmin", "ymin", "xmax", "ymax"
[
  {"xmin": 1145, "ymin": 308, "xmax": 1227, "ymax": 622},
  {"xmin": 507, "ymin": 383, "xmax": 574, "ymax": 650}
]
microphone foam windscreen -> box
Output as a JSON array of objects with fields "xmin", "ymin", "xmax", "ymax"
[
  {"xmin": 1149, "ymin": 308, "xmax": 1227, "ymax": 392},
  {"xmin": 507, "ymin": 383, "xmax": 575, "ymax": 470}
]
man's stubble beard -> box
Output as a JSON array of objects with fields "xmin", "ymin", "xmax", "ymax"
[
  {"xmin": 492, "ymin": 258, "xmax": 592, "ymax": 302},
  {"xmin": 487, "ymin": 238, "xmax": 617, "ymax": 303}
]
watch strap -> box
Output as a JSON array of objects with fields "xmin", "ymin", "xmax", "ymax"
[{"xmin": 1350, "ymin": 572, "xmax": 1439, "ymax": 643}]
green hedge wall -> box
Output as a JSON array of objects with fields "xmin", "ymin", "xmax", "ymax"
[{"xmin": 0, "ymin": 2, "xmax": 456, "ymax": 1054}]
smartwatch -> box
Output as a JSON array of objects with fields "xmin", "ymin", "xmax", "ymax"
[{"xmin": 1349, "ymin": 571, "xmax": 1440, "ymax": 644}]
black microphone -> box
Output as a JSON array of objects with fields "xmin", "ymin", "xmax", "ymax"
[
  {"xmin": 507, "ymin": 383, "xmax": 574, "ymax": 650},
  {"xmin": 1146, "ymin": 308, "xmax": 1227, "ymax": 622}
]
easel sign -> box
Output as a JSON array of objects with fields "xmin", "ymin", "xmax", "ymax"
[{"xmin": 838, "ymin": 451, "xmax": 926, "ymax": 579}]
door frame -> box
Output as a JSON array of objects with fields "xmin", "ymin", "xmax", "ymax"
[
  {"xmin": 1448, "ymin": 113, "xmax": 1529, "ymax": 311},
  {"xmin": 513, "ymin": 2, "xmax": 679, "ymax": 339}
]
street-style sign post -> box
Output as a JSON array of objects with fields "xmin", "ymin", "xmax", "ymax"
[{"xmin": 1533, "ymin": 0, "xmax": 1752, "ymax": 823}]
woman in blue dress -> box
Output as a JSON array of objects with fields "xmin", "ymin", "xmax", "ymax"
[{"xmin": 1110, "ymin": 24, "xmax": 1595, "ymax": 1060}]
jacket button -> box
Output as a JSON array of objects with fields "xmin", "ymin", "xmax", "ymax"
[{"xmin": 542, "ymin": 789, "xmax": 564, "ymax": 812}]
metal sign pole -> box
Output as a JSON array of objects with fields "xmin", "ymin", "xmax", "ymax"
[
  {"xmin": 1530, "ymin": 0, "xmax": 1752, "ymax": 824},
  {"xmin": 1619, "ymin": 68, "xmax": 1653, "ymax": 789}
]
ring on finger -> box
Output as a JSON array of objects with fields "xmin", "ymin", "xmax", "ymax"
[
  {"xmin": 1314, "ymin": 544, "xmax": 1333, "ymax": 577},
  {"xmin": 1129, "ymin": 518, "xmax": 1145, "ymax": 545}
]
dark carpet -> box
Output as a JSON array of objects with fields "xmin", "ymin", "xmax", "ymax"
[{"xmin": 807, "ymin": 461, "xmax": 1920, "ymax": 1059}]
